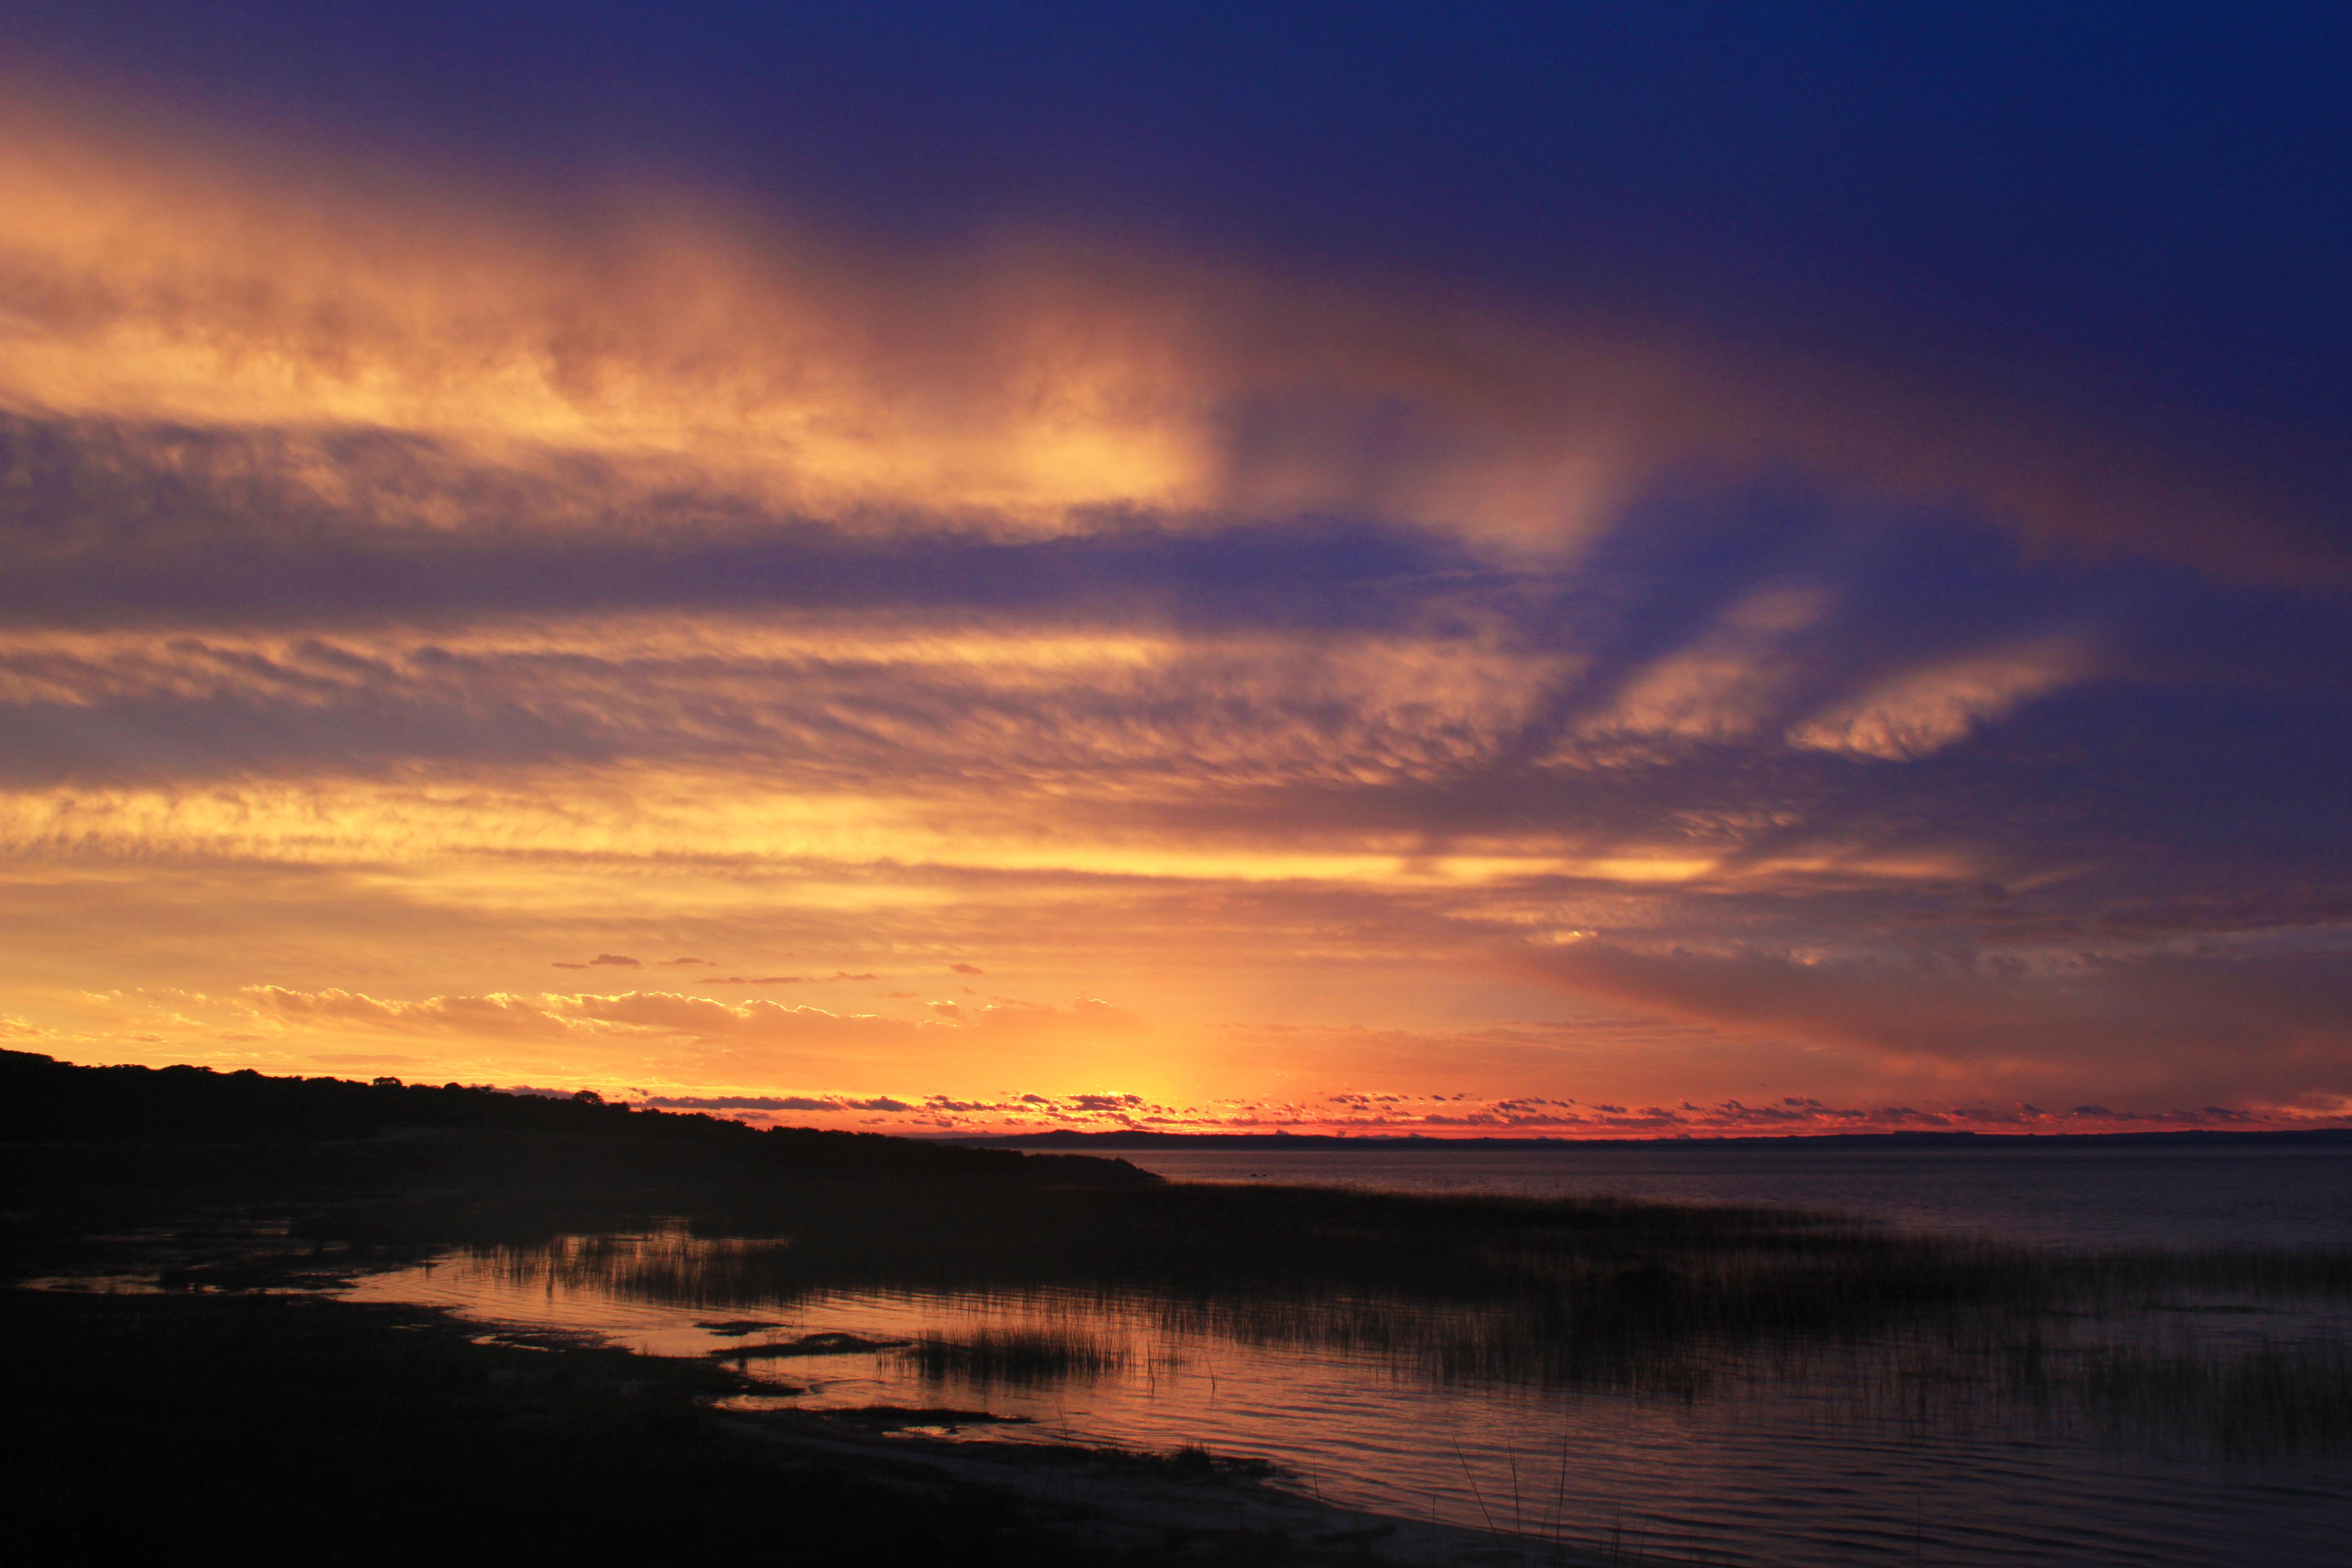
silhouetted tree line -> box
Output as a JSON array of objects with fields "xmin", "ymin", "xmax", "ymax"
[{"xmin": 0, "ymin": 1049, "xmax": 1117, "ymax": 1181}]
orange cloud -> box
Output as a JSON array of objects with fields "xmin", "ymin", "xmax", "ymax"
[
  {"xmin": 0, "ymin": 80, "xmax": 2344, "ymax": 1132},
  {"xmin": 1787, "ymin": 638, "xmax": 2093, "ymax": 761},
  {"xmin": 0, "ymin": 85, "xmax": 2327, "ymax": 577},
  {"xmin": 245, "ymin": 985, "xmax": 576, "ymax": 1037}
]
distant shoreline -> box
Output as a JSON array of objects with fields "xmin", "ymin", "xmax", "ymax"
[{"xmin": 940, "ymin": 1127, "xmax": 2352, "ymax": 1151}]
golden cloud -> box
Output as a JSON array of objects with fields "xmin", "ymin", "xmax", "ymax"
[
  {"xmin": 1787, "ymin": 638, "xmax": 2092, "ymax": 760},
  {"xmin": 0, "ymin": 87, "xmax": 2318, "ymax": 572}
]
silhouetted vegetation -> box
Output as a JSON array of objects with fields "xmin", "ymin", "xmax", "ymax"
[
  {"xmin": 0, "ymin": 1046, "xmax": 1149, "ymax": 1179},
  {"xmin": 712, "ymin": 1329, "xmax": 907, "ymax": 1361},
  {"xmin": 903, "ymin": 1327, "xmax": 1130, "ymax": 1385},
  {"xmin": 468, "ymin": 1173, "xmax": 2352, "ymax": 1339},
  {"xmin": 0, "ymin": 1048, "xmax": 1151, "ymax": 1279},
  {"xmin": 467, "ymin": 1203, "xmax": 2352, "ymax": 1455}
]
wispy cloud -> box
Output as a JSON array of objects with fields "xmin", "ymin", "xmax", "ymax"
[
  {"xmin": 0, "ymin": 80, "xmax": 2346, "ymax": 1127},
  {"xmin": 0, "ymin": 93, "xmax": 2334, "ymax": 583}
]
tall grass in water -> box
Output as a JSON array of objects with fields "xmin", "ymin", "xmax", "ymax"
[
  {"xmin": 899, "ymin": 1327, "xmax": 1127, "ymax": 1386},
  {"xmin": 450, "ymin": 1185, "xmax": 2352, "ymax": 1457},
  {"xmin": 2025, "ymin": 1332, "xmax": 2352, "ymax": 1456}
]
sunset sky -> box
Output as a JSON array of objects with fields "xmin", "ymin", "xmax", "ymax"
[{"xmin": 4, "ymin": 5, "xmax": 2349, "ymax": 1135}]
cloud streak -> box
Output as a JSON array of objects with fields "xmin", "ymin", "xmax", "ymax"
[
  {"xmin": 1, "ymin": 91, "xmax": 2338, "ymax": 584},
  {"xmin": 0, "ymin": 73, "xmax": 2347, "ymax": 1129}
]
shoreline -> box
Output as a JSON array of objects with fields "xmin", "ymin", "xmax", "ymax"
[{"xmin": 13, "ymin": 1268, "xmax": 1534, "ymax": 1566}]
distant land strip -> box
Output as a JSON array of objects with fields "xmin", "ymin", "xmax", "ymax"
[{"xmin": 941, "ymin": 1127, "xmax": 2352, "ymax": 1151}]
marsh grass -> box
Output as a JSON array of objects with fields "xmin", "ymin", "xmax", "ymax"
[
  {"xmin": 712, "ymin": 1330, "xmax": 906, "ymax": 1361},
  {"xmin": 2064, "ymin": 1336, "xmax": 2352, "ymax": 1454},
  {"xmin": 452, "ymin": 1184, "xmax": 2352, "ymax": 1458},
  {"xmin": 900, "ymin": 1327, "xmax": 1128, "ymax": 1385}
]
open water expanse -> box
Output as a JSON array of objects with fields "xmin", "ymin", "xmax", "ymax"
[
  {"xmin": 344, "ymin": 1143, "xmax": 2352, "ymax": 1565},
  {"xmin": 1086, "ymin": 1141, "xmax": 2352, "ymax": 1251}
]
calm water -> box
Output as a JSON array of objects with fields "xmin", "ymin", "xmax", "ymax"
[
  {"xmin": 1078, "ymin": 1142, "xmax": 2352, "ymax": 1251},
  {"xmin": 342, "ymin": 1146, "xmax": 2352, "ymax": 1564}
]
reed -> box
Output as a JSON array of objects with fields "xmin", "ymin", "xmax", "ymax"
[
  {"xmin": 898, "ymin": 1327, "xmax": 1128, "ymax": 1386},
  {"xmin": 449, "ymin": 1185, "xmax": 2352, "ymax": 1457}
]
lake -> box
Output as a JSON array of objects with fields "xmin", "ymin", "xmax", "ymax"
[
  {"xmin": 342, "ymin": 1142, "xmax": 2352, "ymax": 1565},
  {"xmin": 1076, "ymin": 1140, "xmax": 2352, "ymax": 1251}
]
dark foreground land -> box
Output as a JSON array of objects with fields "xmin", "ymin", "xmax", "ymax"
[
  {"xmin": 8, "ymin": 1049, "xmax": 2352, "ymax": 1563},
  {"xmin": 0, "ymin": 1053, "xmax": 1436, "ymax": 1564},
  {"xmin": 2, "ymin": 1286, "xmax": 1104, "ymax": 1565}
]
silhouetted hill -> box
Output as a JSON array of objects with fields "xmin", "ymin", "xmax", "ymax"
[{"xmin": 0, "ymin": 1050, "xmax": 1150, "ymax": 1187}]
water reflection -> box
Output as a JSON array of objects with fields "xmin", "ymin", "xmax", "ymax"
[{"xmin": 345, "ymin": 1228, "xmax": 2352, "ymax": 1566}]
